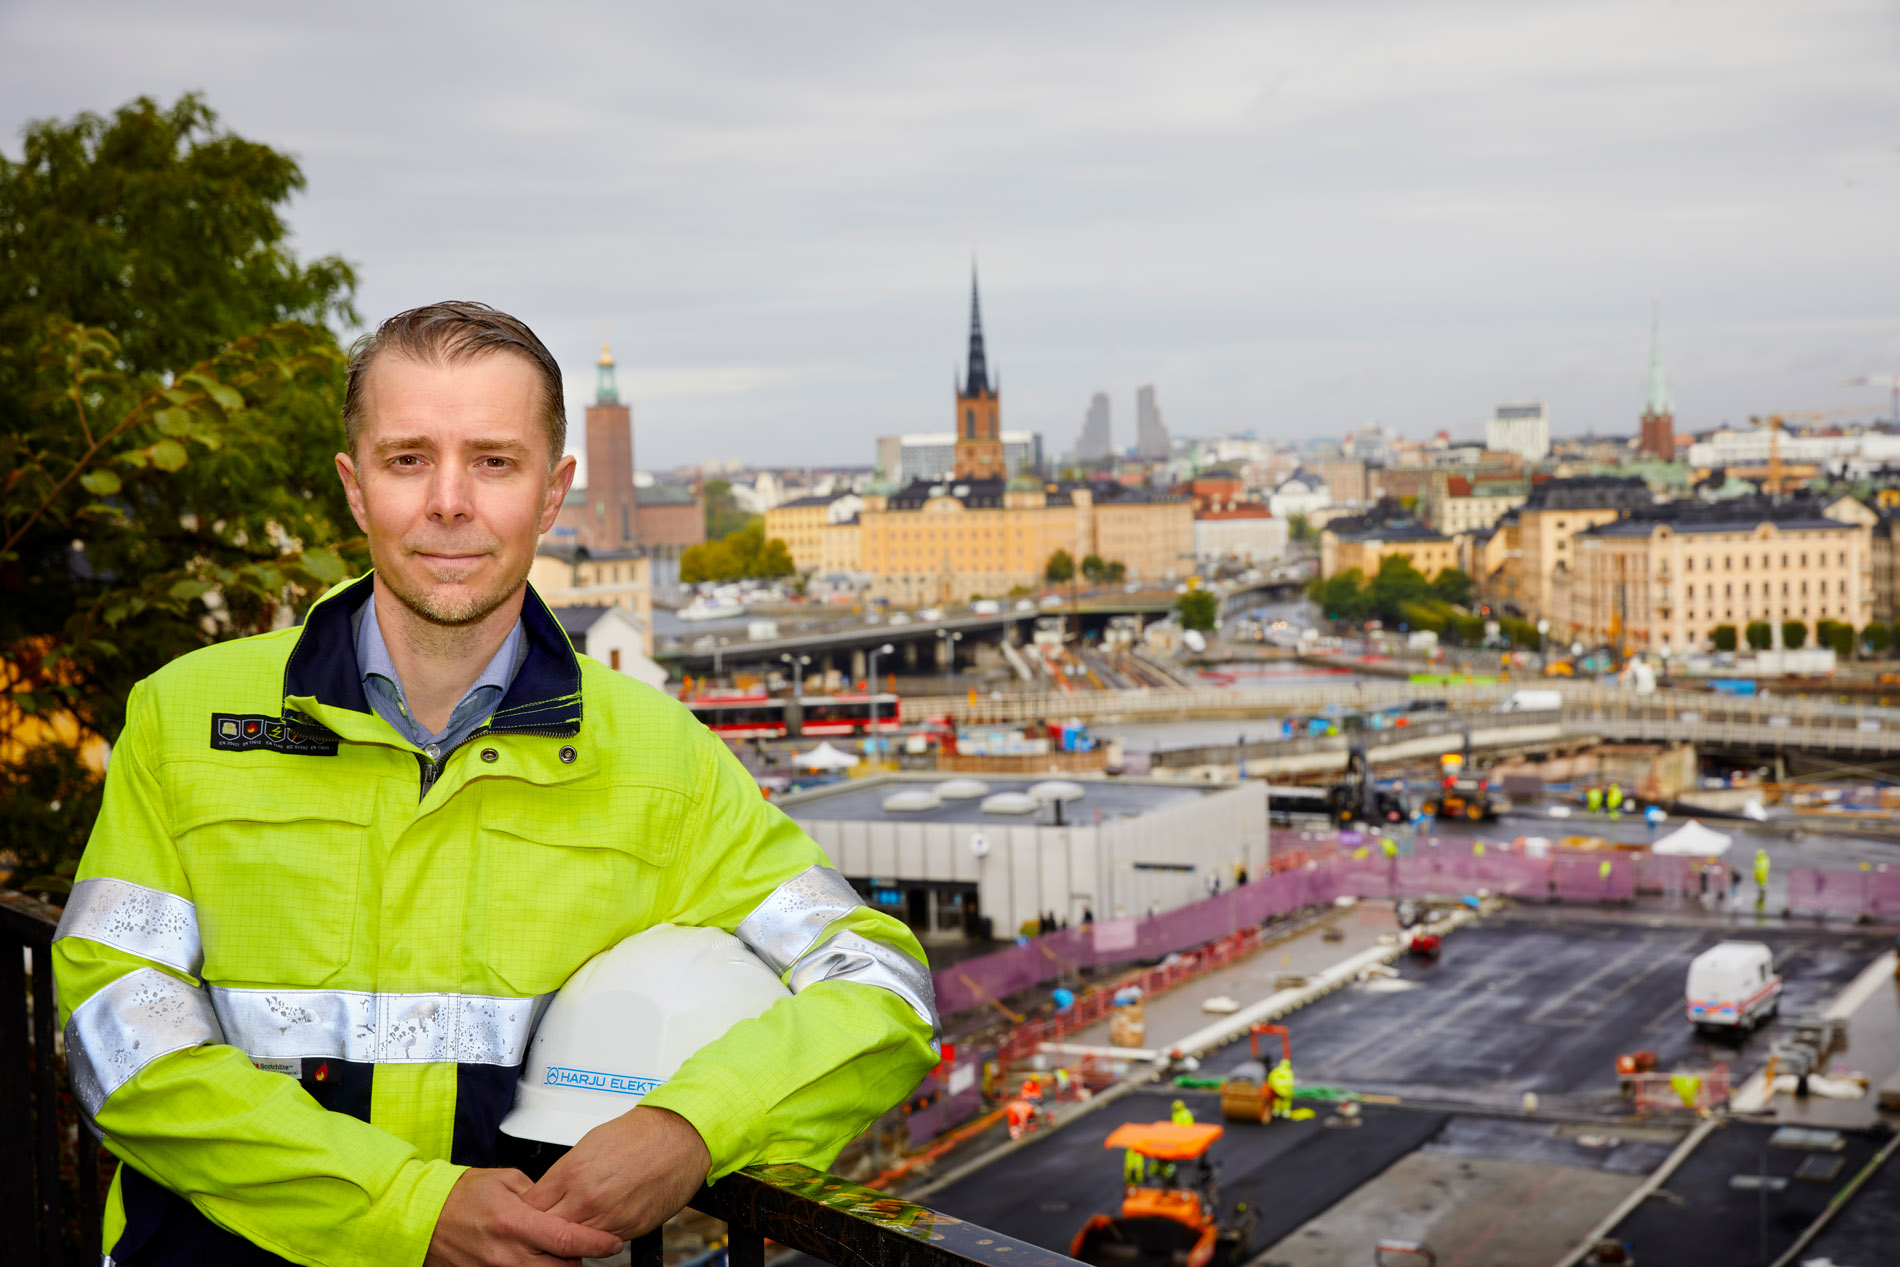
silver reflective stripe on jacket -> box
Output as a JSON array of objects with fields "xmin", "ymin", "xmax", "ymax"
[
  {"xmin": 735, "ymin": 864, "xmax": 862, "ymax": 972},
  {"xmin": 210, "ymin": 987, "xmax": 552, "ymax": 1066},
  {"xmin": 67, "ymin": 968, "xmax": 223, "ymax": 1118},
  {"xmin": 786, "ymin": 930, "xmax": 941, "ymax": 1044},
  {"xmin": 56, "ymin": 878, "xmax": 203, "ymax": 977}
]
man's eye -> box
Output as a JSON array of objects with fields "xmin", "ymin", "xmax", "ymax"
[
  {"xmin": 480, "ymin": 457, "xmax": 513, "ymax": 469},
  {"xmin": 392, "ymin": 455, "xmax": 423, "ymax": 467}
]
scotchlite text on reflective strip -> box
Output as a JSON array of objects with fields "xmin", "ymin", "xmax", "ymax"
[
  {"xmin": 211, "ymin": 987, "xmax": 552, "ymax": 1066},
  {"xmin": 56, "ymin": 878, "xmax": 204, "ymax": 976},
  {"xmin": 736, "ymin": 864, "xmax": 864, "ymax": 973},
  {"xmin": 786, "ymin": 930, "xmax": 941, "ymax": 1042},
  {"xmin": 67, "ymin": 969, "xmax": 223, "ymax": 1118}
]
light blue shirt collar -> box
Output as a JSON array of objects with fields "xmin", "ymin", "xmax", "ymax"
[{"xmin": 355, "ymin": 592, "xmax": 526, "ymax": 756}]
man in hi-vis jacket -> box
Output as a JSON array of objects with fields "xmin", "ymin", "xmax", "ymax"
[{"xmin": 54, "ymin": 301, "xmax": 939, "ymax": 1267}]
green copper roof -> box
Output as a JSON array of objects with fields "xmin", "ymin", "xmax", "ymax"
[
  {"xmin": 1645, "ymin": 302, "xmax": 1672, "ymax": 418},
  {"xmin": 597, "ymin": 343, "xmax": 619, "ymax": 405}
]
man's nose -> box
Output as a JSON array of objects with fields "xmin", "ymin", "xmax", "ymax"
[{"xmin": 425, "ymin": 464, "xmax": 475, "ymax": 522}]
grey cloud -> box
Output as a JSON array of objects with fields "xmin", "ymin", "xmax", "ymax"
[{"xmin": 3, "ymin": 0, "xmax": 1897, "ymax": 470}]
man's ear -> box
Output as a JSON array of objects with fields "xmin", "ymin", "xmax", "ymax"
[
  {"xmin": 336, "ymin": 450, "xmax": 372, "ymax": 535},
  {"xmin": 540, "ymin": 454, "xmax": 579, "ymax": 534}
]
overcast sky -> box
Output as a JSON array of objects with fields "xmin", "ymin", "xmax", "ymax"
[{"xmin": 4, "ymin": 1, "xmax": 1898, "ymax": 478}]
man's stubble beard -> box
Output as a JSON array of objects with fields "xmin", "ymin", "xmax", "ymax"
[{"xmin": 383, "ymin": 555, "xmax": 531, "ymax": 630}]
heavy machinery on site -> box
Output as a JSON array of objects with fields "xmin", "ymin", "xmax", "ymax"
[
  {"xmin": 1071, "ymin": 1121, "xmax": 1258, "ymax": 1267},
  {"xmin": 1418, "ymin": 754, "xmax": 1507, "ymax": 822},
  {"xmin": 1327, "ymin": 745, "xmax": 1411, "ymax": 827},
  {"xmin": 1218, "ymin": 1024, "xmax": 1291, "ymax": 1124}
]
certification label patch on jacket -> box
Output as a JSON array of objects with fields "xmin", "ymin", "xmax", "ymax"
[{"xmin": 210, "ymin": 714, "xmax": 339, "ymax": 756}]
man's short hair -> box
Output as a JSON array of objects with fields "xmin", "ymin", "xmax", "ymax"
[{"xmin": 343, "ymin": 301, "xmax": 567, "ymax": 468}]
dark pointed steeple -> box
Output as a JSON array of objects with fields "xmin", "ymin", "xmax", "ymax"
[{"xmin": 963, "ymin": 263, "xmax": 991, "ymax": 397}]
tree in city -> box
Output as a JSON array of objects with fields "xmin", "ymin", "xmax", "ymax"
[
  {"xmin": 1287, "ymin": 512, "xmax": 1312, "ymax": 543},
  {"xmin": 1045, "ymin": 548, "xmax": 1075, "ymax": 585},
  {"xmin": 1429, "ymin": 567, "xmax": 1474, "ymax": 607},
  {"xmin": 1745, "ymin": 621, "xmax": 1772, "ymax": 651},
  {"xmin": 1862, "ymin": 622, "xmax": 1891, "ymax": 658},
  {"xmin": 679, "ymin": 522, "xmax": 795, "ymax": 584},
  {"xmin": 1309, "ymin": 568, "xmax": 1371, "ymax": 623},
  {"xmin": 1816, "ymin": 619, "xmax": 1854, "ymax": 659},
  {"xmin": 1081, "ymin": 553, "xmax": 1107, "ymax": 584},
  {"xmin": 1780, "ymin": 620, "xmax": 1808, "ymax": 650},
  {"xmin": 1710, "ymin": 624, "xmax": 1739, "ymax": 652},
  {"xmin": 1104, "ymin": 560, "xmax": 1127, "ymax": 584},
  {"xmin": 1176, "ymin": 588, "xmax": 1219, "ymax": 632},
  {"xmin": 1, "ymin": 94, "xmax": 365, "ymax": 893},
  {"xmin": 701, "ymin": 478, "xmax": 753, "ymax": 541}
]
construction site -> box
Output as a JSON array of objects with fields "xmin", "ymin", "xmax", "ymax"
[{"xmin": 847, "ymin": 850, "xmax": 1900, "ymax": 1267}]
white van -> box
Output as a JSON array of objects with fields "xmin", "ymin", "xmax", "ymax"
[
  {"xmin": 1498, "ymin": 688, "xmax": 1563, "ymax": 713},
  {"xmin": 1685, "ymin": 941, "xmax": 1781, "ymax": 1032}
]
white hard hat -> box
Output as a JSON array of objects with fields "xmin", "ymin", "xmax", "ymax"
[{"xmin": 500, "ymin": 924, "xmax": 791, "ymax": 1146}]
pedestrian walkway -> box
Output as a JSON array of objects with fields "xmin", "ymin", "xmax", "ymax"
[{"xmin": 1054, "ymin": 899, "xmax": 1404, "ymax": 1054}]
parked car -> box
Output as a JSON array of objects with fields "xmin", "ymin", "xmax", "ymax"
[
  {"xmin": 918, "ymin": 607, "xmax": 944, "ymax": 621},
  {"xmin": 1014, "ymin": 599, "xmax": 1036, "ymax": 613},
  {"xmin": 972, "ymin": 600, "xmax": 1002, "ymax": 615}
]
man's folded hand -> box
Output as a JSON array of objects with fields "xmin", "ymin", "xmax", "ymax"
[
  {"xmin": 427, "ymin": 1167, "xmax": 624, "ymax": 1266},
  {"xmin": 523, "ymin": 1105, "xmax": 713, "ymax": 1243}
]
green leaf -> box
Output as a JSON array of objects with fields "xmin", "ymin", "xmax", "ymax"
[
  {"xmin": 154, "ymin": 406, "xmax": 193, "ymax": 436},
  {"xmin": 181, "ymin": 372, "xmax": 245, "ymax": 413},
  {"xmin": 169, "ymin": 578, "xmax": 215, "ymax": 603},
  {"xmin": 149, "ymin": 439, "xmax": 189, "ymax": 472},
  {"xmin": 79, "ymin": 469, "xmax": 122, "ymax": 496},
  {"xmin": 299, "ymin": 547, "xmax": 346, "ymax": 583}
]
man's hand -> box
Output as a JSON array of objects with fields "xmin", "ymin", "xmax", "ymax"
[
  {"xmin": 523, "ymin": 1105, "xmax": 713, "ymax": 1242},
  {"xmin": 426, "ymin": 1168, "xmax": 625, "ymax": 1267}
]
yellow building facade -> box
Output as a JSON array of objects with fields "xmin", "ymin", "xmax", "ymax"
[
  {"xmin": 1320, "ymin": 524, "xmax": 1458, "ymax": 581},
  {"xmin": 1560, "ymin": 505, "xmax": 1872, "ymax": 652},
  {"xmin": 854, "ymin": 481, "xmax": 1191, "ymax": 606}
]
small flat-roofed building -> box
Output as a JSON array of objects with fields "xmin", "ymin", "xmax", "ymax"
[{"xmin": 778, "ymin": 775, "xmax": 1267, "ymax": 942}]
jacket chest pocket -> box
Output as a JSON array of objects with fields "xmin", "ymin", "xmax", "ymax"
[
  {"xmin": 169, "ymin": 762, "xmax": 376, "ymax": 986},
  {"xmin": 482, "ymin": 784, "xmax": 682, "ymax": 996}
]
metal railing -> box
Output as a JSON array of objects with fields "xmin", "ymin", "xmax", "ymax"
[
  {"xmin": 1, "ymin": 890, "xmax": 103, "ymax": 1267},
  {"xmin": 1, "ymin": 889, "xmax": 1076, "ymax": 1267}
]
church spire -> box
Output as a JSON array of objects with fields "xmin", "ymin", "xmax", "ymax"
[
  {"xmin": 1644, "ymin": 302, "xmax": 1671, "ymax": 417},
  {"xmin": 597, "ymin": 343, "xmax": 620, "ymax": 405},
  {"xmin": 963, "ymin": 263, "xmax": 991, "ymax": 397}
]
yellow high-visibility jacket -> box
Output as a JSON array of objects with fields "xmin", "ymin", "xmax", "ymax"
[{"xmin": 53, "ymin": 576, "xmax": 939, "ymax": 1267}]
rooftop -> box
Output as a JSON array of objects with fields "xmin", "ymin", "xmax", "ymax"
[
  {"xmin": 781, "ymin": 775, "xmax": 1215, "ymax": 826},
  {"xmin": 1577, "ymin": 496, "xmax": 1854, "ymax": 538}
]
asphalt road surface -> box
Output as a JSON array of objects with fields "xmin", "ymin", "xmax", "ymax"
[
  {"xmin": 924, "ymin": 1086, "xmax": 1448, "ymax": 1260},
  {"xmin": 1244, "ymin": 913, "xmax": 1887, "ymax": 1113},
  {"xmin": 917, "ymin": 914, "xmax": 1885, "ymax": 1266}
]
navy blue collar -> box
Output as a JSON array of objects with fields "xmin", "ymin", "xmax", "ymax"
[{"xmin": 284, "ymin": 575, "xmax": 582, "ymax": 738}]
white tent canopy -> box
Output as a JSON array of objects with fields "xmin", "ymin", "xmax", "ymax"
[
  {"xmin": 795, "ymin": 742, "xmax": 860, "ymax": 770},
  {"xmin": 1652, "ymin": 819, "xmax": 1734, "ymax": 858}
]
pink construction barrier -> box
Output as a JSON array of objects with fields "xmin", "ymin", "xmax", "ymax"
[
  {"xmin": 1872, "ymin": 872, "xmax": 1900, "ymax": 921},
  {"xmin": 1787, "ymin": 868, "xmax": 1872, "ymax": 918},
  {"xmin": 1549, "ymin": 851, "xmax": 1636, "ymax": 903},
  {"xmin": 1635, "ymin": 853, "xmax": 1705, "ymax": 896}
]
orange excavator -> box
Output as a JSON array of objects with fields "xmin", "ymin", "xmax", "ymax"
[{"xmin": 1070, "ymin": 1122, "xmax": 1257, "ymax": 1267}]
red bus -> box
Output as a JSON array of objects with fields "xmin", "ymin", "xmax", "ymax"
[{"xmin": 685, "ymin": 692, "xmax": 903, "ymax": 740}]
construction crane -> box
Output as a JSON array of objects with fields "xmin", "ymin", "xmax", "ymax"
[
  {"xmin": 1844, "ymin": 374, "xmax": 1900, "ymax": 429},
  {"xmin": 1745, "ymin": 409, "xmax": 1873, "ymax": 495}
]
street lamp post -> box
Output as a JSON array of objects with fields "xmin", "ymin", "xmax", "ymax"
[
  {"xmin": 937, "ymin": 629, "xmax": 963, "ymax": 693},
  {"xmin": 780, "ymin": 653, "xmax": 811, "ymax": 739},
  {"xmin": 867, "ymin": 642, "xmax": 895, "ymax": 758},
  {"xmin": 713, "ymin": 637, "xmax": 730, "ymax": 679}
]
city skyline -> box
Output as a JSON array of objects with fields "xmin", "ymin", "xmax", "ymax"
[{"xmin": 3, "ymin": 1, "xmax": 1896, "ymax": 472}]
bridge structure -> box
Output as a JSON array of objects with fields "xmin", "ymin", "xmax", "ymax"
[
  {"xmin": 663, "ymin": 576, "xmax": 1304, "ymax": 678},
  {"xmin": 889, "ymin": 680, "xmax": 1900, "ymax": 775}
]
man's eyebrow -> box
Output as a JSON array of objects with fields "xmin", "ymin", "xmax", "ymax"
[
  {"xmin": 463, "ymin": 437, "xmax": 532, "ymax": 454},
  {"xmin": 371, "ymin": 435, "xmax": 437, "ymax": 455}
]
